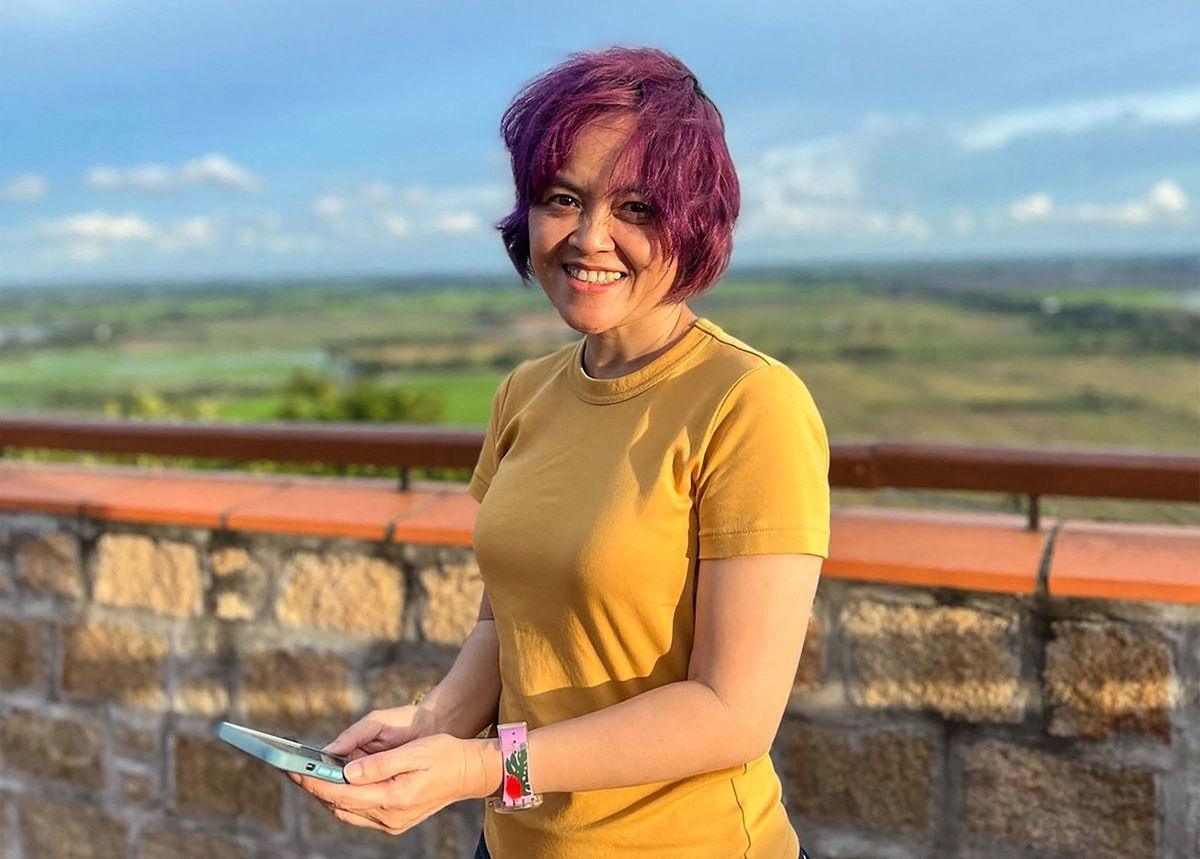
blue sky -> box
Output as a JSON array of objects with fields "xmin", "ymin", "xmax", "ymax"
[{"xmin": 1, "ymin": 0, "xmax": 1197, "ymax": 285}]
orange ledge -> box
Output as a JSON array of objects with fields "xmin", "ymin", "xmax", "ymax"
[
  {"xmin": 824, "ymin": 505, "xmax": 1051, "ymax": 595},
  {"xmin": 1049, "ymin": 520, "xmax": 1200, "ymax": 604},
  {"xmin": 1, "ymin": 462, "xmax": 1196, "ymax": 603}
]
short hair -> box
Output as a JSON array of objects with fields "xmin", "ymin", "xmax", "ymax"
[{"xmin": 495, "ymin": 46, "xmax": 740, "ymax": 303}]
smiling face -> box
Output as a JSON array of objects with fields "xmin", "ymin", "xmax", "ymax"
[{"xmin": 528, "ymin": 113, "xmax": 681, "ymax": 336}]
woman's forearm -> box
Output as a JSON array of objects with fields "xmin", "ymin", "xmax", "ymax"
[
  {"xmin": 417, "ymin": 620, "xmax": 501, "ymax": 739},
  {"xmin": 477, "ymin": 679, "xmax": 757, "ymax": 795}
]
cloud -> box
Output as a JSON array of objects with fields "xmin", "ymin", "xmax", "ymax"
[
  {"xmin": 256, "ymin": 211, "xmax": 284, "ymax": 231},
  {"xmin": 233, "ymin": 212, "xmax": 322, "ymax": 253},
  {"xmin": 32, "ymin": 209, "xmax": 227, "ymax": 264},
  {"xmin": 741, "ymin": 136, "xmax": 861, "ymax": 201},
  {"xmin": 313, "ymin": 195, "xmax": 348, "ymax": 219},
  {"xmin": 430, "ymin": 211, "xmax": 482, "ymax": 235},
  {"xmin": 177, "ymin": 154, "xmax": 261, "ymax": 191},
  {"xmin": 235, "ymin": 228, "xmax": 322, "ymax": 254},
  {"xmin": 21, "ymin": 207, "xmax": 326, "ymax": 267},
  {"xmin": 309, "ymin": 181, "xmax": 507, "ymax": 240},
  {"xmin": 379, "ymin": 213, "xmax": 410, "ymax": 237},
  {"xmin": 736, "ymin": 136, "xmax": 933, "ymax": 241},
  {"xmin": 894, "ymin": 212, "xmax": 933, "ymax": 240},
  {"xmin": 0, "ymin": 173, "xmax": 47, "ymax": 202},
  {"xmin": 38, "ymin": 210, "xmax": 156, "ymax": 241},
  {"xmin": 359, "ymin": 182, "xmax": 393, "ymax": 207},
  {"xmin": 85, "ymin": 153, "xmax": 262, "ymax": 193},
  {"xmin": 1008, "ymin": 193, "xmax": 1054, "ymax": 222},
  {"xmin": 154, "ymin": 216, "xmax": 217, "ymax": 254},
  {"xmin": 1007, "ymin": 179, "xmax": 1190, "ymax": 227},
  {"xmin": 955, "ymin": 85, "xmax": 1200, "ymax": 151},
  {"xmin": 950, "ymin": 209, "xmax": 976, "ymax": 236}
]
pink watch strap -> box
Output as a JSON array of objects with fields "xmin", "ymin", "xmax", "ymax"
[{"xmin": 490, "ymin": 721, "xmax": 542, "ymax": 812}]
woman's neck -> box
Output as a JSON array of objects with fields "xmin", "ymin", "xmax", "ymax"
[{"xmin": 582, "ymin": 303, "xmax": 698, "ymax": 380}]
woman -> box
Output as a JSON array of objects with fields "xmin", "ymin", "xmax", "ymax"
[{"xmin": 292, "ymin": 46, "xmax": 828, "ymax": 859}]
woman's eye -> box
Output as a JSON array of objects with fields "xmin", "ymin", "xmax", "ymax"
[{"xmin": 542, "ymin": 194, "xmax": 651, "ymax": 219}]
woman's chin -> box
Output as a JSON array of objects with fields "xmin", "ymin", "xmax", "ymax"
[{"xmin": 553, "ymin": 302, "xmax": 621, "ymax": 335}]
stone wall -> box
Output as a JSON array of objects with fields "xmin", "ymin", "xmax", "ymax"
[{"xmin": 1, "ymin": 511, "xmax": 1196, "ymax": 858}]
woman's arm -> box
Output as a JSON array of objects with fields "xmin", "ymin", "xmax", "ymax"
[
  {"xmin": 294, "ymin": 553, "xmax": 820, "ymax": 833},
  {"xmin": 416, "ymin": 590, "xmax": 501, "ymax": 739},
  {"xmin": 336, "ymin": 552, "xmax": 820, "ymax": 793},
  {"xmin": 492, "ymin": 552, "xmax": 822, "ymax": 793}
]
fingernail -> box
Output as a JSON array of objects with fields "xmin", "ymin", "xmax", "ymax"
[{"xmin": 345, "ymin": 762, "xmax": 362, "ymax": 781}]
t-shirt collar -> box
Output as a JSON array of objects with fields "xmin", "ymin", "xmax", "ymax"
[{"xmin": 567, "ymin": 318, "xmax": 714, "ymax": 404}]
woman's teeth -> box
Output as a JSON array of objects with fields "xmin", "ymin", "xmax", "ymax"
[{"xmin": 565, "ymin": 265, "xmax": 626, "ymax": 284}]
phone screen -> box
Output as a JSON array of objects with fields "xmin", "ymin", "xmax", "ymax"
[{"xmin": 254, "ymin": 734, "xmax": 349, "ymax": 767}]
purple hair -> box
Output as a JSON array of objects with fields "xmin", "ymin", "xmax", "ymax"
[{"xmin": 495, "ymin": 46, "xmax": 740, "ymax": 303}]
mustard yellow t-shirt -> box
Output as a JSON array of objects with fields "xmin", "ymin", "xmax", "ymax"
[{"xmin": 469, "ymin": 317, "xmax": 830, "ymax": 858}]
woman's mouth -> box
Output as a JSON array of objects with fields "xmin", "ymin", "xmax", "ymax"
[{"xmin": 563, "ymin": 264, "xmax": 628, "ymax": 293}]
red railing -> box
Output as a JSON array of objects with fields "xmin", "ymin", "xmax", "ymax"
[{"xmin": 1, "ymin": 415, "xmax": 1197, "ymax": 531}]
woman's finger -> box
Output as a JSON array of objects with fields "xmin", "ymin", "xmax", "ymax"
[
  {"xmin": 293, "ymin": 773, "xmax": 390, "ymax": 811},
  {"xmin": 324, "ymin": 716, "xmax": 384, "ymax": 755},
  {"xmin": 330, "ymin": 805, "xmax": 402, "ymax": 834},
  {"xmin": 343, "ymin": 744, "xmax": 422, "ymax": 785}
]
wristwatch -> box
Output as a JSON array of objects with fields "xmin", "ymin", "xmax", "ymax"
[{"xmin": 486, "ymin": 721, "xmax": 543, "ymax": 812}]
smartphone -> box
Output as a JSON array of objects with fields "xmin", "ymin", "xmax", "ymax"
[{"xmin": 217, "ymin": 721, "xmax": 349, "ymax": 783}]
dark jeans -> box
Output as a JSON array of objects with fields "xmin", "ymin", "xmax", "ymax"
[{"xmin": 474, "ymin": 832, "xmax": 811, "ymax": 858}]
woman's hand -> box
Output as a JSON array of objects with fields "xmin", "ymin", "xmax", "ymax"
[
  {"xmin": 289, "ymin": 733, "xmax": 501, "ymax": 836},
  {"xmin": 322, "ymin": 704, "xmax": 437, "ymax": 760}
]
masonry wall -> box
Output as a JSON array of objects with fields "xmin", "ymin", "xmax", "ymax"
[{"xmin": 1, "ymin": 511, "xmax": 1196, "ymax": 859}]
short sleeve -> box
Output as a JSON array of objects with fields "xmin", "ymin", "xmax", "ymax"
[
  {"xmin": 695, "ymin": 363, "xmax": 830, "ymax": 559},
  {"xmin": 467, "ymin": 371, "xmax": 514, "ymax": 503}
]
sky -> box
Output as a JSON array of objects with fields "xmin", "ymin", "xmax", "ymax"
[{"xmin": 0, "ymin": 0, "xmax": 1197, "ymax": 285}]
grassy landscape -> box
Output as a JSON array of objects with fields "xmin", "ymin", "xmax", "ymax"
[{"xmin": 2, "ymin": 255, "xmax": 1197, "ymax": 524}]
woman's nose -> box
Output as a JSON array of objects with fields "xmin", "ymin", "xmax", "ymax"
[{"xmin": 567, "ymin": 208, "xmax": 615, "ymax": 255}]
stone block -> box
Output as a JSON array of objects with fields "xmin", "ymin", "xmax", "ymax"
[
  {"xmin": 774, "ymin": 721, "xmax": 933, "ymax": 833},
  {"xmin": 365, "ymin": 662, "xmax": 447, "ymax": 711},
  {"xmin": 964, "ymin": 742, "xmax": 1155, "ymax": 859},
  {"xmin": 18, "ymin": 531, "xmax": 82, "ymax": 597},
  {"xmin": 210, "ymin": 545, "xmax": 269, "ymax": 621},
  {"xmin": 113, "ymin": 719, "xmax": 160, "ymax": 760},
  {"xmin": 0, "ymin": 617, "xmax": 44, "ymax": 689},
  {"xmin": 242, "ymin": 648, "xmax": 351, "ymax": 736},
  {"xmin": 120, "ymin": 769, "xmax": 158, "ymax": 805},
  {"xmin": 303, "ymin": 790, "xmax": 419, "ymax": 852},
  {"xmin": 305, "ymin": 792, "xmax": 480, "ymax": 858},
  {"xmin": 413, "ymin": 801, "xmax": 484, "ymax": 859},
  {"xmin": 0, "ymin": 708, "xmax": 104, "ymax": 789},
  {"xmin": 62, "ymin": 619, "xmax": 167, "ymax": 710},
  {"xmin": 94, "ymin": 533, "xmax": 201, "ymax": 618},
  {"xmin": 174, "ymin": 675, "xmax": 231, "ymax": 718},
  {"xmin": 0, "ymin": 531, "xmax": 13, "ymax": 594},
  {"xmin": 1044, "ymin": 618, "xmax": 1173, "ymax": 741},
  {"xmin": 419, "ymin": 559, "xmax": 483, "ymax": 645},
  {"xmin": 19, "ymin": 795, "xmax": 128, "ymax": 859},
  {"xmin": 842, "ymin": 600, "xmax": 1023, "ymax": 722},
  {"xmin": 173, "ymin": 733, "xmax": 282, "ymax": 828},
  {"xmin": 211, "ymin": 545, "xmax": 251, "ymax": 575},
  {"xmin": 140, "ymin": 826, "xmax": 252, "ymax": 859},
  {"xmin": 794, "ymin": 616, "xmax": 820, "ymax": 691},
  {"xmin": 277, "ymin": 551, "xmax": 404, "ymax": 638}
]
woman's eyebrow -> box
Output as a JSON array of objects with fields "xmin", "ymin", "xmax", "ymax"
[
  {"xmin": 549, "ymin": 176, "xmax": 646, "ymax": 199},
  {"xmin": 548, "ymin": 176, "xmax": 587, "ymax": 195}
]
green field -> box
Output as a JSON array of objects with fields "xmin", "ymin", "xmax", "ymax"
[{"xmin": 2, "ymin": 261, "xmax": 1197, "ymax": 524}]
